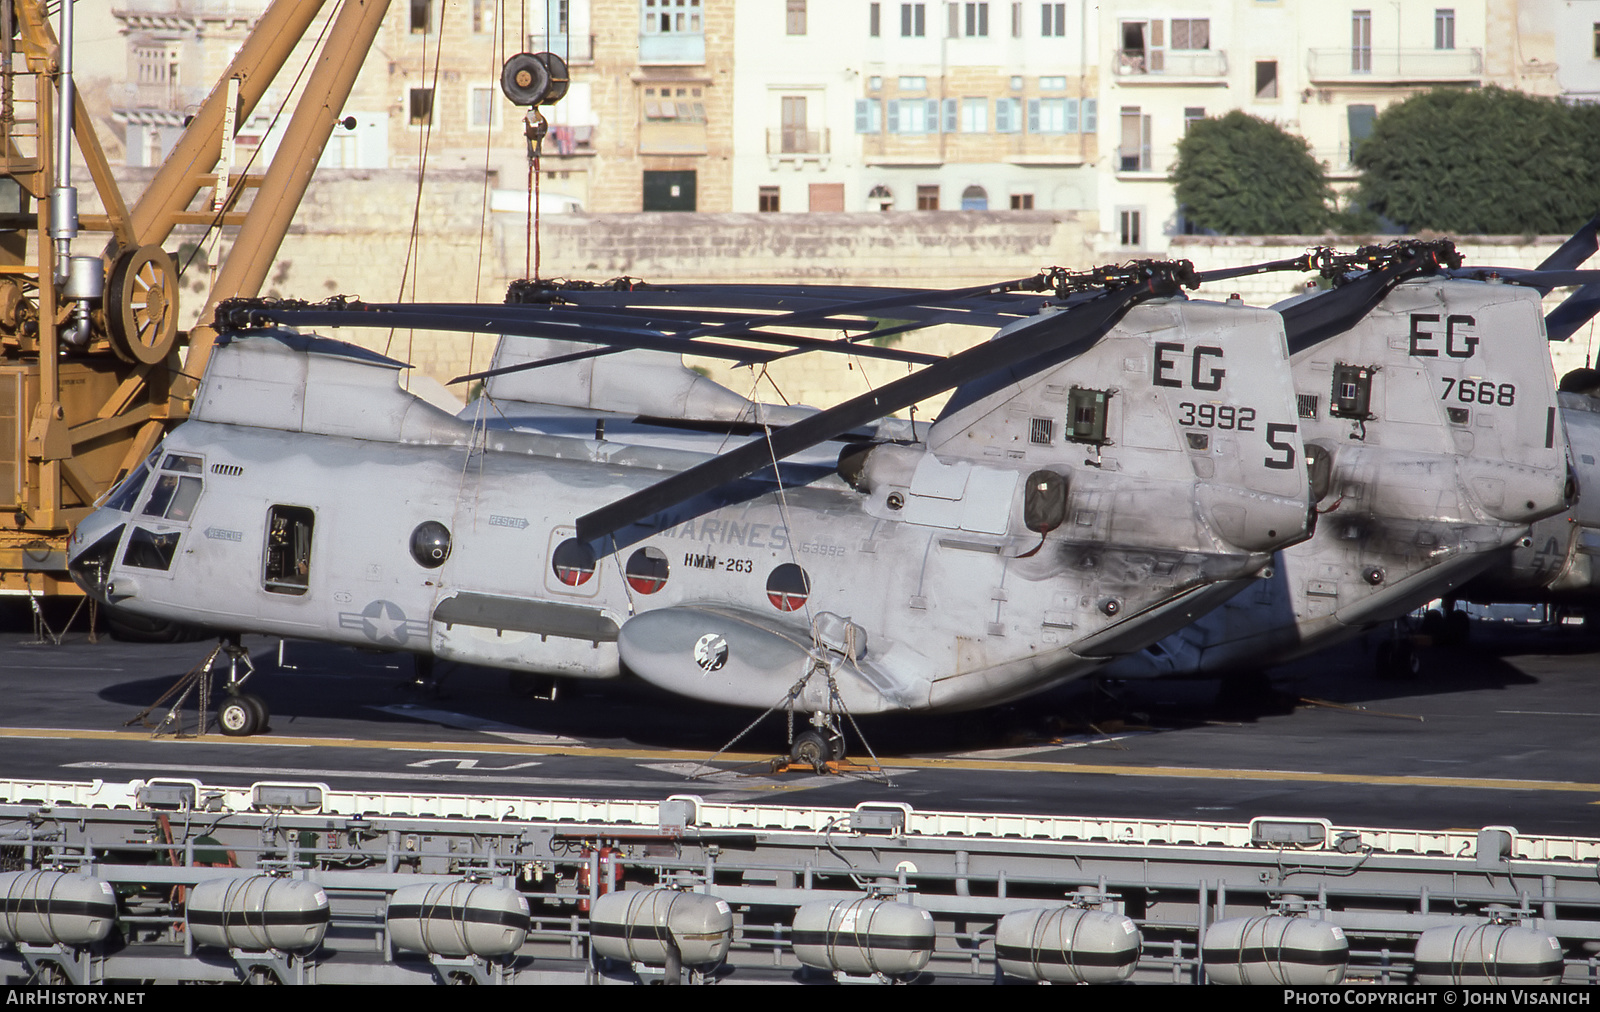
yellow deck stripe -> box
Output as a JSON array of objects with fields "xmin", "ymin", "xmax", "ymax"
[{"xmin": 4, "ymin": 725, "xmax": 1597, "ymax": 795}]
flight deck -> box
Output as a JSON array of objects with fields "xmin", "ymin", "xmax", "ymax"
[{"xmin": 1, "ymin": 614, "xmax": 1595, "ymax": 836}]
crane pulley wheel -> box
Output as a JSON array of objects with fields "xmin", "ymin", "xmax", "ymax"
[
  {"xmin": 500, "ymin": 52, "xmax": 551, "ymax": 107},
  {"xmin": 534, "ymin": 51, "xmax": 570, "ymax": 106},
  {"xmin": 105, "ymin": 245, "xmax": 180, "ymax": 366}
]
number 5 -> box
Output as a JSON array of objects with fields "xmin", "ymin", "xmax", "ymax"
[{"xmin": 1265, "ymin": 423, "xmax": 1298, "ymax": 470}]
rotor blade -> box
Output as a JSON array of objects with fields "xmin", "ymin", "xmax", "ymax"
[
  {"xmin": 547, "ymin": 284, "xmax": 1051, "ymax": 329},
  {"xmin": 671, "ymin": 275, "xmax": 1045, "ymax": 341},
  {"xmin": 1282, "ymin": 255, "xmax": 1440, "ymax": 354},
  {"xmin": 244, "ymin": 302, "xmax": 944, "ymax": 368},
  {"xmin": 1445, "ymin": 267, "xmax": 1600, "ymax": 288},
  {"xmin": 237, "ymin": 307, "xmax": 794, "ymax": 367},
  {"xmin": 575, "ymin": 280, "xmax": 1165, "ymax": 543},
  {"xmin": 1537, "ymin": 212, "xmax": 1600, "ymax": 273},
  {"xmin": 1546, "ymin": 285, "xmax": 1600, "ymax": 343},
  {"xmin": 450, "ymin": 345, "xmax": 613, "ymax": 385}
]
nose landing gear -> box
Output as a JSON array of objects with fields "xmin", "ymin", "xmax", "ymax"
[{"xmin": 128, "ymin": 636, "xmax": 270, "ymax": 737}]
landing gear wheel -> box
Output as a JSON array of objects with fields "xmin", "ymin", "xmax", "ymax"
[
  {"xmin": 1420, "ymin": 609, "xmax": 1446, "ymax": 640},
  {"xmin": 218, "ymin": 695, "xmax": 258, "ymax": 736},
  {"xmin": 106, "ymin": 245, "xmax": 179, "ymax": 365},
  {"xmin": 240, "ymin": 693, "xmax": 269, "ymax": 734},
  {"xmin": 790, "ymin": 730, "xmax": 828, "ymax": 768},
  {"xmin": 790, "ymin": 727, "xmax": 846, "ymax": 768},
  {"xmin": 1375, "ymin": 640, "xmax": 1420, "ymax": 681}
]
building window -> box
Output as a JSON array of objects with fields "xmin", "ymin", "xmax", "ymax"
[
  {"xmin": 780, "ymin": 96, "xmax": 808, "ymax": 152},
  {"xmin": 995, "ymin": 96, "xmax": 1021, "ymax": 133},
  {"xmin": 961, "ymin": 97, "xmax": 988, "ymax": 132},
  {"xmin": 1594, "ymin": 23, "xmax": 1600, "ymax": 58},
  {"xmin": 1118, "ymin": 208, "xmax": 1143, "ymax": 248},
  {"xmin": 1039, "ymin": 75, "xmax": 1066, "ymax": 89},
  {"xmin": 963, "ymin": 2, "xmax": 989, "ymax": 36},
  {"xmin": 899, "ymin": 75, "xmax": 927, "ymax": 91},
  {"xmin": 1120, "ymin": 20, "xmax": 1163, "ymax": 73},
  {"xmin": 1170, "ymin": 18, "xmax": 1209, "ymax": 49},
  {"xmin": 1029, "ymin": 97, "xmax": 1070, "ymax": 133},
  {"xmin": 469, "ymin": 85, "xmax": 497, "ymax": 128},
  {"xmin": 409, "ymin": 88, "xmax": 434, "ymax": 126},
  {"xmin": 870, "ymin": 2, "xmax": 881, "ymax": 36},
  {"xmin": 643, "ymin": 0, "xmax": 702, "ymax": 35},
  {"xmin": 901, "ymin": 3, "xmax": 925, "ymax": 36},
  {"xmin": 961, "ymin": 185, "xmax": 988, "ymax": 210},
  {"xmin": 472, "ymin": 0, "xmax": 495, "ymax": 33},
  {"xmin": 1184, "ymin": 106, "xmax": 1205, "ymax": 132},
  {"xmin": 1041, "ymin": 2, "xmax": 1065, "ymax": 36},
  {"xmin": 1352, "ymin": 10, "xmax": 1372, "ymax": 72},
  {"xmin": 917, "ymin": 185, "xmax": 940, "ymax": 210},
  {"xmin": 1434, "ymin": 8, "xmax": 1455, "ymax": 50},
  {"xmin": 1255, "ymin": 60, "xmax": 1279, "ymax": 99},
  {"xmin": 644, "ymin": 86, "xmax": 707, "ymax": 122},
  {"xmin": 1347, "ymin": 103, "xmax": 1376, "ymax": 161},
  {"xmin": 889, "ymin": 98, "xmax": 937, "ymax": 134},
  {"xmin": 410, "ymin": 0, "xmax": 431, "ymax": 34},
  {"xmin": 869, "ymin": 184, "xmax": 893, "ymax": 210},
  {"xmin": 1012, "ymin": 2, "xmax": 1022, "ymax": 37},
  {"xmin": 787, "ymin": 0, "xmax": 807, "ymax": 36},
  {"xmin": 1010, "ymin": 193, "xmax": 1034, "ymax": 210},
  {"xmin": 1119, "ymin": 106, "xmax": 1150, "ymax": 170},
  {"xmin": 855, "ymin": 98, "xmax": 883, "ymax": 132},
  {"xmin": 759, "ymin": 186, "xmax": 781, "ymax": 212}
]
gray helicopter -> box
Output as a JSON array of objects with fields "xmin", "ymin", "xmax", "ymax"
[
  {"xmin": 68, "ymin": 261, "xmax": 1317, "ymax": 760},
  {"xmin": 1104, "ymin": 240, "xmax": 1577, "ymax": 683},
  {"xmin": 1439, "ymin": 227, "xmax": 1600, "ymax": 624}
]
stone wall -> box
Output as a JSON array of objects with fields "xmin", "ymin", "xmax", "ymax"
[
  {"xmin": 140, "ymin": 166, "xmax": 1594, "ymax": 410},
  {"xmin": 158, "ymin": 169, "xmax": 1095, "ymax": 405}
]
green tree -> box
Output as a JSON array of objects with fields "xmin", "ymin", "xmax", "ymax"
[
  {"xmin": 1172, "ymin": 111, "xmax": 1334, "ymax": 235},
  {"xmin": 1351, "ymin": 87, "xmax": 1600, "ymax": 234}
]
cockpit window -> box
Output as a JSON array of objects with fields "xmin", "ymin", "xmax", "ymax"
[
  {"xmin": 161, "ymin": 453, "xmax": 204, "ymax": 474},
  {"xmin": 142, "ymin": 474, "xmax": 202, "ymax": 521},
  {"xmin": 123, "ymin": 527, "xmax": 180, "ymax": 571},
  {"xmin": 103, "ymin": 463, "xmax": 150, "ymax": 513}
]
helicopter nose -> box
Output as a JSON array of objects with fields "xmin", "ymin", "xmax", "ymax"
[{"xmin": 66, "ymin": 518, "xmax": 125, "ymax": 602}]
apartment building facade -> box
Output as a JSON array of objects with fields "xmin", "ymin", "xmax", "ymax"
[
  {"xmin": 731, "ymin": 0, "xmax": 1099, "ymax": 218},
  {"xmin": 1099, "ymin": 1, "xmax": 1492, "ymax": 254},
  {"xmin": 113, "ymin": 1, "xmax": 1583, "ymax": 256}
]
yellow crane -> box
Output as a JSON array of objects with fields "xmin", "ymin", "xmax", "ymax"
[{"xmin": 0, "ymin": 0, "xmax": 390, "ymax": 599}]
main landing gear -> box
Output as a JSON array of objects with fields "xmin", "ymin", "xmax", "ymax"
[{"xmin": 785, "ymin": 713, "xmax": 847, "ymax": 771}]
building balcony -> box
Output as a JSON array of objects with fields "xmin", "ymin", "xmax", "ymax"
[
  {"xmin": 525, "ymin": 33, "xmax": 595, "ymax": 65},
  {"xmin": 1114, "ymin": 48, "xmax": 1228, "ymax": 83},
  {"xmin": 639, "ymin": 32, "xmax": 704, "ymax": 66},
  {"xmin": 1116, "ymin": 145, "xmax": 1175, "ymax": 177},
  {"xmin": 766, "ymin": 128, "xmax": 830, "ymax": 157},
  {"xmin": 1306, "ymin": 48, "xmax": 1483, "ymax": 84}
]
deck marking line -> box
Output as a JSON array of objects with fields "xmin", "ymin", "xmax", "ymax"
[{"xmin": 7, "ymin": 727, "xmax": 1600, "ymax": 794}]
